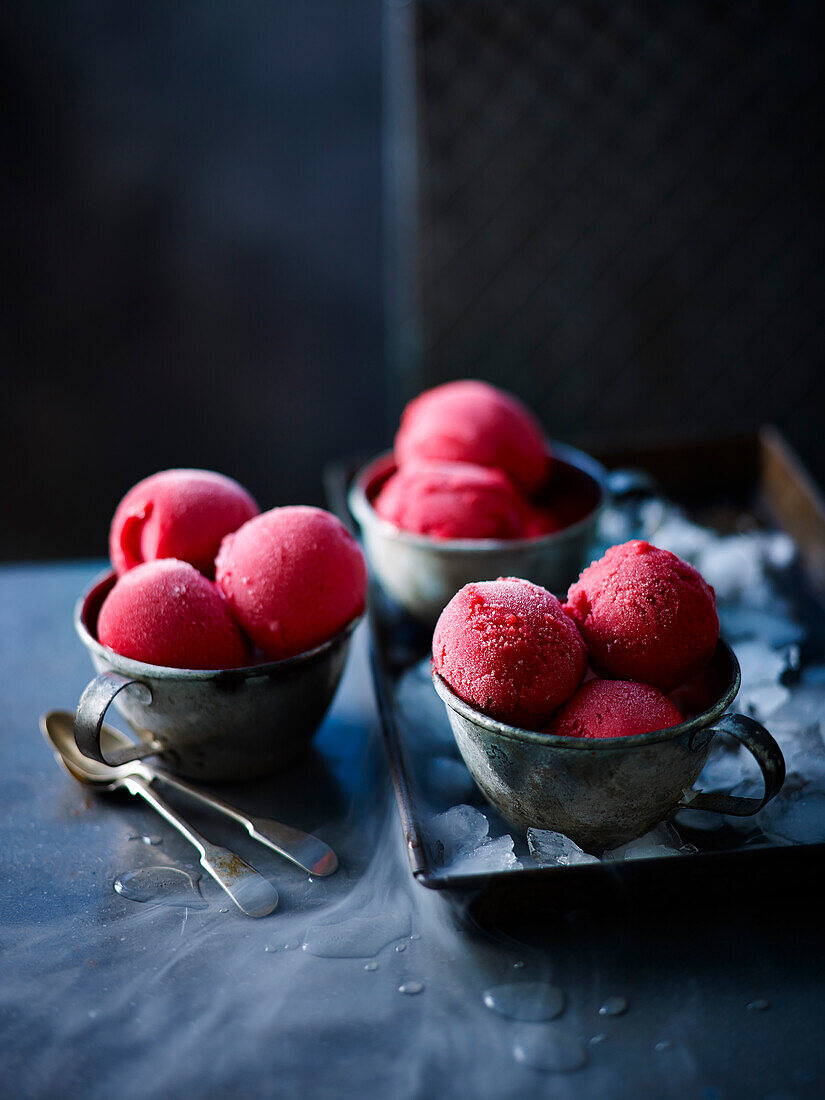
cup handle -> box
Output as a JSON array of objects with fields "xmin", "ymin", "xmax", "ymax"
[
  {"xmin": 678, "ymin": 713, "xmax": 786, "ymax": 816},
  {"xmin": 75, "ymin": 671, "xmax": 166, "ymax": 767}
]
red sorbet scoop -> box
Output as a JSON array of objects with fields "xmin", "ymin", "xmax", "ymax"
[
  {"xmin": 545, "ymin": 679, "xmax": 684, "ymax": 739},
  {"xmin": 395, "ymin": 380, "xmax": 549, "ymax": 494},
  {"xmin": 216, "ymin": 506, "xmax": 367, "ymax": 661},
  {"xmin": 97, "ymin": 559, "xmax": 250, "ymax": 670},
  {"xmin": 374, "ymin": 461, "xmax": 527, "ymax": 540},
  {"xmin": 110, "ymin": 469, "xmax": 259, "ymax": 578},
  {"xmin": 564, "ymin": 540, "xmax": 719, "ymax": 691},
  {"xmin": 432, "ymin": 577, "xmax": 587, "ymax": 730}
]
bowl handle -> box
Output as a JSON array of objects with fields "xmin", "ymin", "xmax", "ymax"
[
  {"xmin": 75, "ymin": 671, "xmax": 166, "ymax": 767},
  {"xmin": 678, "ymin": 713, "xmax": 786, "ymax": 816}
]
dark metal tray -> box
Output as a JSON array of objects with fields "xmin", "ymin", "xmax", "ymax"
[{"xmin": 326, "ymin": 428, "xmax": 825, "ymax": 919}]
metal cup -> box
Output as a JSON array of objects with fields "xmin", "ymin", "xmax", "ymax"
[
  {"xmin": 349, "ymin": 444, "xmax": 647, "ymax": 625},
  {"xmin": 74, "ymin": 571, "xmax": 360, "ymax": 782},
  {"xmin": 432, "ymin": 641, "xmax": 785, "ymax": 851}
]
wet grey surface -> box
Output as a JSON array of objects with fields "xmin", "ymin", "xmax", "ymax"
[{"xmin": 1, "ymin": 562, "xmax": 824, "ymax": 1099}]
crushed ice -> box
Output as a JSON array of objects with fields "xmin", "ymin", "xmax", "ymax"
[
  {"xmin": 429, "ymin": 805, "xmax": 521, "ymax": 874},
  {"xmin": 655, "ymin": 506, "xmax": 825, "ymax": 847}
]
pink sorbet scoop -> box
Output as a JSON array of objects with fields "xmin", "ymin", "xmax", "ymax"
[
  {"xmin": 373, "ymin": 461, "xmax": 527, "ymax": 540},
  {"xmin": 97, "ymin": 558, "xmax": 250, "ymax": 670},
  {"xmin": 432, "ymin": 577, "xmax": 587, "ymax": 730},
  {"xmin": 564, "ymin": 540, "xmax": 719, "ymax": 692},
  {"xmin": 395, "ymin": 380, "xmax": 549, "ymax": 495},
  {"xmin": 216, "ymin": 506, "xmax": 367, "ymax": 661},
  {"xmin": 110, "ymin": 468, "xmax": 259, "ymax": 578},
  {"xmin": 545, "ymin": 679, "xmax": 684, "ymax": 739}
]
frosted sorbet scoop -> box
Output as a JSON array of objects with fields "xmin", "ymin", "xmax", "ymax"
[
  {"xmin": 432, "ymin": 577, "xmax": 587, "ymax": 730},
  {"xmin": 564, "ymin": 540, "xmax": 719, "ymax": 691},
  {"xmin": 110, "ymin": 468, "xmax": 259, "ymax": 578},
  {"xmin": 97, "ymin": 558, "xmax": 250, "ymax": 670},
  {"xmin": 216, "ymin": 505, "xmax": 368, "ymax": 661},
  {"xmin": 395, "ymin": 380, "xmax": 549, "ymax": 494}
]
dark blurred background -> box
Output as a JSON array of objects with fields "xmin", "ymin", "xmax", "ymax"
[{"xmin": 2, "ymin": 0, "xmax": 824, "ymax": 562}]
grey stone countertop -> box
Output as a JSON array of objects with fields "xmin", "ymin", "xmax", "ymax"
[{"xmin": 0, "ymin": 562, "xmax": 823, "ymax": 1100}]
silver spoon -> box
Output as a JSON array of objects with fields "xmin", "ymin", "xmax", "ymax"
[
  {"xmin": 44, "ymin": 711, "xmax": 338, "ymax": 877},
  {"xmin": 42, "ymin": 710, "xmax": 278, "ymax": 918}
]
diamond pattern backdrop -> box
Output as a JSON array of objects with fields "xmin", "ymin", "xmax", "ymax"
[{"xmin": 387, "ymin": 0, "xmax": 825, "ymax": 476}]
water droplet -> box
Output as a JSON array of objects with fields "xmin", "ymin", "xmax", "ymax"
[
  {"xmin": 398, "ymin": 981, "xmax": 424, "ymax": 995},
  {"xmin": 747, "ymin": 998, "xmax": 770, "ymax": 1012},
  {"xmin": 483, "ymin": 982, "xmax": 566, "ymax": 1022},
  {"xmin": 395, "ymin": 943, "xmax": 407, "ymax": 953},
  {"xmin": 654, "ymin": 1040, "xmax": 673, "ymax": 1052},
  {"xmin": 410, "ymin": 933, "xmax": 421, "ymax": 941},
  {"xmin": 283, "ymin": 942, "xmax": 299, "ymax": 951},
  {"xmin": 364, "ymin": 962, "xmax": 379, "ymax": 972},
  {"xmin": 307, "ymin": 877, "xmax": 314, "ymax": 884},
  {"xmin": 513, "ymin": 961, "xmax": 526, "ymax": 969},
  {"xmin": 128, "ymin": 834, "xmax": 163, "ymax": 846},
  {"xmin": 264, "ymin": 946, "xmax": 277, "ymax": 953},
  {"xmin": 598, "ymin": 995, "xmax": 628, "ymax": 1017},
  {"xmin": 114, "ymin": 867, "xmax": 207, "ymax": 909},
  {"xmin": 590, "ymin": 1034, "xmax": 606, "ymax": 1045},
  {"xmin": 512, "ymin": 1030, "xmax": 587, "ymax": 1073},
  {"xmin": 219, "ymin": 908, "xmax": 229, "ymax": 914},
  {"xmin": 302, "ymin": 913, "xmax": 412, "ymax": 959}
]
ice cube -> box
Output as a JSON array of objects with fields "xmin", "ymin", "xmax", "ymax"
[
  {"xmin": 430, "ymin": 804, "xmax": 489, "ymax": 854},
  {"xmin": 698, "ymin": 539, "xmax": 768, "ymax": 602},
  {"xmin": 742, "ymin": 683, "xmax": 792, "ymax": 722},
  {"xmin": 759, "ymin": 790, "xmax": 825, "ymax": 844},
  {"xmin": 733, "ymin": 640, "xmax": 790, "ymax": 688},
  {"xmin": 768, "ymin": 720, "xmax": 825, "ymax": 789},
  {"xmin": 760, "ymin": 530, "xmax": 796, "ymax": 570},
  {"xmin": 697, "ymin": 744, "xmax": 750, "ymax": 791},
  {"xmin": 448, "ymin": 834, "xmax": 521, "ymax": 874},
  {"xmin": 429, "ymin": 805, "xmax": 522, "ymax": 873},
  {"xmin": 772, "ymin": 686, "xmax": 825, "ymax": 728},
  {"xmin": 719, "ymin": 606, "xmax": 805, "ymax": 649},
  {"xmin": 650, "ymin": 509, "xmax": 713, "ymax": 564},
  {"xmin": 602, "ymin": 822, "xmax": 684, "ymax": 861},
  {"xmin": 527, "ymin": 828, "xmax": 599, "ymax": 867}
]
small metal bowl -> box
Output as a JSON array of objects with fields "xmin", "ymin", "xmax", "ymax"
[
  {"xmin": 74, "ymin": 570, "xmax": 360, "ymax": 783},
  {"xmin": 349, "ymin": 443, "xmax": 635, "ymax": 625},
  {"xmin": 432, "ymin": 640, "xmax": 786, "ymax": 851}
]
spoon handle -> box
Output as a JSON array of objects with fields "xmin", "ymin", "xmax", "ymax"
[
  {"xmin": 149, "ymin": 772, "xmax": 338, "ymax": 877},
  {"xmin": 122, "ymin": 776, "xmax": 279, "ymax": 918}
]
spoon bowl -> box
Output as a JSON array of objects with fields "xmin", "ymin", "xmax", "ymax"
[{"xmin": 43, "ymin": 710, "xmax": 143, "ymax": 785}]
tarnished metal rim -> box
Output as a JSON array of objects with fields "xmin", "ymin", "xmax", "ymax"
[
  {"xmin": 75, "ymin": 569, "xmax": 362, "ymax": 681},
  {"xmin": 348, "ymin": 444, "xmax": 607, "ymax": 553},
  {"xmin": 432, "ymin": 640, "xmax": 741, "ymax": 751}
]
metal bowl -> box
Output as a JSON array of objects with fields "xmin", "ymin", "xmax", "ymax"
[
  {"xmin": 432, "ymin": 640, "xmax": 786, "ymax": 851},
  {"xmin": 74, "ymin": 570, "xmax": 360, "ymax": 783},
  {"xmin": 349, "ymin": 443, "xmax": 617, "ymax": 625}
]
